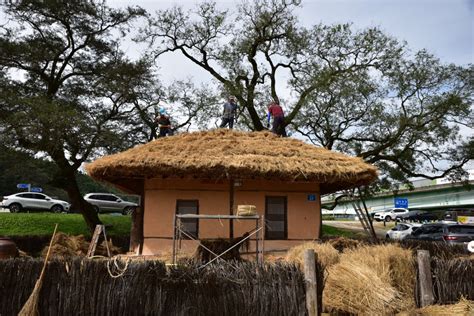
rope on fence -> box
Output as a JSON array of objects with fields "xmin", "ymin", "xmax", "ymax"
[{"xmin": 106, "ymin": 256, "xmax": 130, "ymax": 278}]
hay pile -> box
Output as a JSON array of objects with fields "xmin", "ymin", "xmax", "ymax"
[
  {"xmin": 327, "ymin": 236, "xmax": 363, "ymax": 252},
  {"xmin": 285, "ymin": 241, "xmax": 416, "ymax": 315},
  {"xmin": 324, "ymin": 261, "xmax": 404, "ymax": 315},
  {"xmin": 86, "ymin": 129, "xmax": 378, "ymax": 194},
  {"xmin": 285, "ymin": 242, "xmax": 340, "ymax": 268},
  {"xmin": 398, "ymin": 298, "xmax": 474, "ymax": 316},
  {"xmin": 323, "ymin": 244, "xmax": 416, "ymax": 315},
  {"xmin": 40, "ymin": 232, "xmax": 121, "ymax": 259}
]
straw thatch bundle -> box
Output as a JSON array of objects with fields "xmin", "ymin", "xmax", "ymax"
[
  {"xmin": 340, "ymin": 244, "xmax": 415, "ymax": 300},
  {"xmin": 398, "ymin": 298, "xmax": 474, "ymax": 316},
  {"xmin": 86, "ymin": 129, "xmax": 378, "ymax": 194},
  {"xmin": 324, "ymin": 244, "xmax": 416, "ymax": 315},
  {"xmin": 324, "ymin": 261, "xmax": 404, "ymax": 315},
  {"xmin": 40, "ymin": 232, "xmax": 121, "ymax": 259},
  {"xmin": 327, "ymin": 236, "xmax": 363, "ymax": 252},
  {"xmin": 285, "ymin": 242, "xmax": 340, "ymax": 268}
]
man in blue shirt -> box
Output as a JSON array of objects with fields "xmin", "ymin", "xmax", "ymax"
[
  {"xmin": 219, "ymin": 96, "xmax": 238, "ymax": 129},
  {"xmin": 155, "ymin": 108, "xmax": 173, "ymax": 137}
]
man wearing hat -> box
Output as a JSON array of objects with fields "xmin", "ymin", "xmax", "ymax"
[{"xmin": 219, "ymin": 96, "xmax": 238, "ymax": 129}]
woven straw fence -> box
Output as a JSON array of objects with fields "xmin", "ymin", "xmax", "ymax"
[{"xmin": 0, "ymin": 258, "xmax": 306, "ymax": 316}]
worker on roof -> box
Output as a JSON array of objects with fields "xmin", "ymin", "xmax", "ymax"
[
  {"xmin": 267, "ymin": 101, "xmax": 287, "ymax": 137},
  {"xmin": 219, "ymin": 95, "xmax": 238, "ymax": 129},
  {"xmin": 155, "ymin": 108, "xmax": 173, "ymax": 138}
]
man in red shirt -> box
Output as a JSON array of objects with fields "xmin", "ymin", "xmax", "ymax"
[{"xmin": 267, "ymin": 101, "xmax": 287, "ymax": 137}]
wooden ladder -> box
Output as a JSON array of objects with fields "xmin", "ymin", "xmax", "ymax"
[
  {"xmin": 347, "ymin": 188, "xmax": 378, "ymax": 241},
  {"xmin": 87, "ymin": 225, "xmax": 111, "ymax": 258}
]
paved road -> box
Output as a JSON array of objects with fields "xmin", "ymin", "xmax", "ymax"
[
  {"xmin": 323, "ymin": 220, "xmax": 395, "ymax": 238},
  {"xmin": 0, "ymin": 207, "xmax": 9, "ymax": 213}
]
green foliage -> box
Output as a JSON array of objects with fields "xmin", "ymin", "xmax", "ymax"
[
  {"xmin": 0, "ymin": 145, "xmax": 64, "ymax": 198},
  {"xmin": 0, "ymin": 1, "xmax": 148, "ymax": 228},
  {"xmin": 0, "ymin": 213, "xmax": 131, "ymax": 236},
  {"xmin": 0, "ymin": 146, "xmax": 118, "ymax": 200}
]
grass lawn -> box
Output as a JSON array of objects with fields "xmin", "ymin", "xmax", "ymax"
[
  {"xmin": 321, "ymin": 224, "xmax": 360, "ymax": 238},
  {"xmin": 0, "ymin": 213, "xmax": 131, "ymax": 236},
  {"xmin": 0, "ymin": 213, "xmax": 357, "ymax": 238}
]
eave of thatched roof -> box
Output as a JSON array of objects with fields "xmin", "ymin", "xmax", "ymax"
[{"xmin": 86, "ymin": 129, "xmax": 378, "ymax": 194}]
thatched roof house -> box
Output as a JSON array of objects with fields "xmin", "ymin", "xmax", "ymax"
[
  {"xmin": 87, "ymin": 129, "xmax": 377, "ymax": 194},
  {"xmin": 86, "ymin": 129, "xmax": 378, "ymax": 255}
]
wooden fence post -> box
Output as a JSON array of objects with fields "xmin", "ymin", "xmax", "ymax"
[
  {"xmin": 304, "ymin": 249, "xmax": 319, "ymax": 316},
  {"xmin": 417, "ymin": 250, "xmax": 435, "ymax": 307}
]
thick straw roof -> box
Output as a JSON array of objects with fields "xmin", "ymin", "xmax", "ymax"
[{"xmin": 86, "ymin": 129, "xmax": 378, "ymax": 194}]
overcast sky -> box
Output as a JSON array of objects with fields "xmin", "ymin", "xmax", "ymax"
[{"xmin": 112, "ymin": 0, "xmax": 473, "ymax": 84}]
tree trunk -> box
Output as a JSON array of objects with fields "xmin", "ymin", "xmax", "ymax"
[
  {"xmin": 244, "ymin": 101, "xmax": 265, "ymax": 131},
  {"xmin": 59, "ymin": 167, "xmax": 102, "ymax": 232}
]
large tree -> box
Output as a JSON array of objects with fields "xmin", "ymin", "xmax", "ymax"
[
  {"xmin": 142, "ymin": 0, "xmax": 473, "ymax": 185},
  {"xmin": 294, "ymin": 51, "xmax": 473, "ymax": 186},
  {"xmin": 0, "ymin": 1, "xmax": 146, "ymax": 230},
  {"xmin": 141, "ymin": 1, "xmax": 401, "ymax": 130}
]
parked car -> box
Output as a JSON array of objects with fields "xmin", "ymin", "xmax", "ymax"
[
  {"xmin": 397, "ymin": 210, "xmax": 439, "ymax": 222},
  {"xmin": 386, "ymin": 223, "xmax": 422, "ymax": 240},
  {"xmin": 405, "ymin": 223, "xmax": 474, "ymax": 248},
  {"xmin": 443, "ymin": 209, "xmax": 474, "ymax": 223},
  {"xmin": 84, "ymin": 193, "xmax": 137, "ymax": 215},
  {"xmin": 1, "ymin": 192, "xmax": 70, "ymax": 213},
  {"xmin": 373, "ymin": 208, "xmax": 409, "ymax": 222}
]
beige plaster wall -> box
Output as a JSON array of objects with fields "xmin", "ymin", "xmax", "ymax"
[{"xmin": 142, "ymin": 178, "xmax": 320, "ymax": 255}]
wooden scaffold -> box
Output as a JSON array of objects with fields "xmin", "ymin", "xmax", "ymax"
[{"xmin": 172, "ymin": 214, "xmax": 265, "ymax": 268}]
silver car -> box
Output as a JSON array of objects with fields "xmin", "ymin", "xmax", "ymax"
[
  {"xmin": 386, "ymin": 223, "xmax": 422, "ymax": 240},
  {"xmin": 1, "ymin": 192, "xmax": 70, "ymax": 213},
  {"xmin": 374, "ymin": 208, "xmax": 409, "ymax": 222},
  {"xmin": 84, "ymin": 193, "xmax": 137, "ymax": 215}
]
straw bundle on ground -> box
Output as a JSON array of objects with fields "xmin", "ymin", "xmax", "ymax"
[
  {"xmin": 397, "ymin": 298, "xmax": 474, "ymax": 316},
  {"xmin": 323, "ymin": 244, "xmax": 416, "ymax": 315},
  {"xmin": 40, "ymin": 232, "xmax": 121, "ymax": 258},
  {"xmin": 324, "ymin": 261, "xmax": 404, "ymax": 315},
  {"xmin": 341, "ymin": 244, "xmax": 416, "ymax": 306},
  {"xmin": 284, "ymin": 242, "xmax": 340, "ymax": 268},
  {"xmin": 341, "ymin": 245, "xmax": 415, "ymax": 292},
  {"xmin": 86, "ymin": 129, "xmax": 378, "ymax": 194},
  {"xmin": 327, "ymin": 236, "xmax": 363, "ymax": 252}
]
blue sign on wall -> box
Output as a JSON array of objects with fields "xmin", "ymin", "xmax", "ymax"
[
  {"xmin": 16, "ymin": 183, "xmax": 30, "ymax": 189},
  {"xmin": 307, "ymin": 194, "xmax": 316, "ymax": 201},
  {"xmin": 394, "ymin": 198, "xmax": 408, "ymax": 208},
  {"xmin": 30, "ymin": 187, "xmax": 43, "ymax": 193}
]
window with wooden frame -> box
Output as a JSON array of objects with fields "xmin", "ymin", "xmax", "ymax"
[
  {"xmin": 265, "ymin": 196, "xmax": 287, "ymax": 240},
  {"xmin": 176, "ymin": 200, "xmax": 199, "ymax": 239}
]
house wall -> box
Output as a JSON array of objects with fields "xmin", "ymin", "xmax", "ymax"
[{"xmin": 142, "ymin": 178, "xmax": 321, "ymax": 255}]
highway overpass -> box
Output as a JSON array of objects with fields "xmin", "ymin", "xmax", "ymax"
[{"xmin": 322, "ymin": 180, "xmax": 474, "ymax": 216}]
